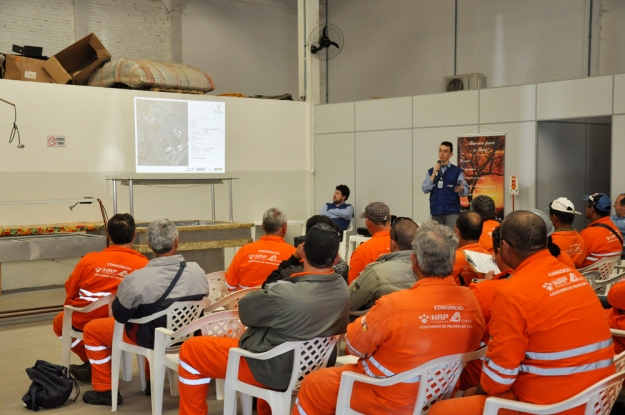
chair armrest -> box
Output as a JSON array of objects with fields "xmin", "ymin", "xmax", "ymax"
[
  {"xmin": 610, "ymin": 328, "xmax": 625, "ymax": 337},
  {"xmin": 484, "ymin": 397, "xmax": 558, "ymax": 414},
  {"xmin": 472, "ymin": 345, "xmax": 488, "ymax": 361},
  {"xmin": 595, "ymin": 272, "xmax": 625, "ymax": 286},
  {"xmin": 228, "ymin": 342, "xmax": 298, "ymax": 361},
  {"xmin": 64, "ymin": 295, "xmax": 114, "ymax": 314}
]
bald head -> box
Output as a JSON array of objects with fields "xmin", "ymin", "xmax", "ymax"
[
  {"xmin": 500, "ymin": 211, "xmax": 547, "ymax": 254},
  {"xmin": 456, "ymin": 211, "xmax": 483, "ymax": 242},
  {"xmin": 391, "ymin": 219, "xmax": 419, "ymax": 251}
]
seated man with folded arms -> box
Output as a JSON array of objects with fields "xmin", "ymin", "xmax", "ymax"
[
  {"xmin": 294, "ymin": 221, "xmax": 485, "ymax": 415},
  {"xmin": 177, "ymin": 223, "xmax": 349, "ymax": 415},
  {"xmin": 348, "ymin": 202, "xmax": 392, "ymax": 284},
  {"xmin": 319, "ymin": 184, "xmax": 354, "ymax": 231},
  {"xmin": 580, "ymin": 193, "xmax": 623, "ymax": 268},
  {"xmin": 226, "ymin": 207, "xmax": 295, "ymax": 291},
  {"xmin": 53, "ymin": 214, "xmax": 148, "ymax": 369},
  {"xmin": 548, "ymin": 197, "xmax": 586, "ymax": 267},
  {"xmin": 78, "ymin": 220, "xmax": 209, "ymax": 406},
  {"xmin": 349, "ymin": 217, "xmax": 418, "ymax": 312},
  {"xmin": 429, "ymin": 211, "xmax": 615, "ymax": 415},
  {"xmin": 471, "ymin": 195, "xmax": 500, "ymax": 254},
  {"xmin": 451, "ymin": 211, "xmax": 491, "ymax": 286},
  {"xmin": 263, "ymin": 215, "xmax": 349, "ymax": 285}
]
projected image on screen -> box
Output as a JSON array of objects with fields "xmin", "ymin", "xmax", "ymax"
[{"xmin": 134, "ymin": 97, "xmax": 225, "ymax": 173}]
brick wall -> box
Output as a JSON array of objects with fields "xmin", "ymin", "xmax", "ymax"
[
  {"xmin": 0, "ymin": 0, "xmax": 171, "ymax": 61},
  {"xmin": 88, "ymin": 0, "xmax": 171, "ymax": 61},
  {"xmin": 0, "ymin": 0, "xmax": 75, "ymax": 56}
]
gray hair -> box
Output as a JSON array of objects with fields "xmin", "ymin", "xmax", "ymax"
[
  {"xmin": 411, "ymin": 221, "xmax": 458, "ymax": 277},
  {"xmin": 147, "ymin": 219, "xmax": 179, "ymax": 254},
  {"xmin": 262, "ymin": 208, "xmax": 287, "ymax": 234}
]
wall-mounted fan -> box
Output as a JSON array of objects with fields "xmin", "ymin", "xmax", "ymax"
[{"xmin": 308, "ymin": 24, "xmax": 344, "ymax": 60}]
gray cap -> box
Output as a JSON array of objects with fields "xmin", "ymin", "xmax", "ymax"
[{"xmin": 359, "ymin": 202, "xmax": 390, "ymax": 222}]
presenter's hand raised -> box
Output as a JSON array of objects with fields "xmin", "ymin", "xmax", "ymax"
[{"xmin": 432, "ymin": 162, "xmax": 441, "ymax": 174}]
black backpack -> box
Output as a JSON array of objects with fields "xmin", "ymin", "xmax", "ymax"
[{"xmin": 22, "ymin": 360, "xmax": 79, "ymax": 411}]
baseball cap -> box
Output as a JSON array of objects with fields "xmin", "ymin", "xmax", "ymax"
[
  {"xmin": 548, "ymin": 197, "xmax": 581, "ymax": 215},
  {"xmin": 583, "ymin": 193, "xmax": 611, "ymax": 214},
  {"xmin": 359, "ymin": 202, "xmax": 390, "ymax": 223},
  {"xmin": 525, "ymin": 208, "xmax": 554, "ymax": 237},
  {"xmin": 304, "ymin": 223, "xmax": 340, "ymax": 266}
]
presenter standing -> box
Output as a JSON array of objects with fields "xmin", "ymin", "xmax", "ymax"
[{"xmin": 422, "ymin": 141, "xmax": 469, "ymax": 229}]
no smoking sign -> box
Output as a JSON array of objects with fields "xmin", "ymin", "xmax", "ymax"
[{"xmin": 47, "ymin": 135, "xmax": 66, "ymax": 148}]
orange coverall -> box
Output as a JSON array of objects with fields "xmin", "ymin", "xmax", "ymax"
[
  {"xmin": 225, "ymin": 235, "xmax": 295, "ymax": 290},
  {"xmin": 478, "ymin": 219, "xmax": 499, "ymax": 254},
  {"xmin": 552, "ymin": 229, "xmax": 586, "ymax": 267},
  {"xmin": 579, "ymin": 216, "xmax": 623, "ymax": 268},
  {"xmin": 293, "ymin": 276, "xmax": 485, "ymax": 415},
  {"xmin": 606, "ymin": 279, "xmax": 625, "ymax": 354},
  {"xmin": 348, "ymin": 230, "xmax": 391, "ymax": 284},
  {"xmin": 52, "ymin": 246, "xmax": 148, "ymax": 362},
  {"xmin": 457, "ymin": 269, "xmax": 513, "ymax": 391},
  {"xmin": 452, "ymin": 242, "xmax": 491, "ymax": 286},
  {"xmin": 430, "ymin": 250, "xmax": 615, "ymax": 415}
]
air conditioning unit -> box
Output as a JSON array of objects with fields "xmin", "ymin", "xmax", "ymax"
[{"xmin": 443, "ymin": 73, "xmax": 486, "ymax": 92}]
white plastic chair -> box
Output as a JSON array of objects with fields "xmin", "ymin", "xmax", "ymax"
[
  {"xmin": 593, "ymin": 272, "xmax": 625, "ymax": 295},
  {"xmin": 61, "ymin": 295, "xmax": 133, "ymax": 382},
  {"xmin": 335, "ymin": 351, "xmax": 475, "ymax": 415},
  {"xmin": 110, "ymin": 298, "xmax": 209, "ymax": 412},
  {"xmin": 483, "ymin": 371, "xmax": 625, "ymax": 415},
  {"xmin": 338, "ymin": 222, "xmax": 354, "ymax": 259},
  {"xmin": 579, "ymin": 256, "xmax": 621, "ymax": 283},
  {"xmin": 223, "ymin": 335, "xmax": 340, "ymax": 415},
  {"xmin": 152, "ymin": 310, "xmax": 247, "ymax": 415},
  {"xmin": 206, "ymin": 270, "xmax": 226, "ymax": 283},
  {"xmin": 205, "ymin": 287, "xmax": 260, "ymax": 314},
  {"xmin": 346, "ymin": 235, "xmax": 371, "ymax": 265}
]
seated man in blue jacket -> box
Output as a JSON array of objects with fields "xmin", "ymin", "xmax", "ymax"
[
  {"xmin": 319, "ymin": 184, "xmax": 354, "ymax": 230},
  {"xmin": 176, "ymin": 222, "xmax": 350, "ymax": 415}
]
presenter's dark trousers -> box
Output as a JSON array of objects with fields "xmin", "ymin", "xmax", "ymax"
[{"xmin": 431, "ymin": 214, "xmax": 459, "ymax": 230}]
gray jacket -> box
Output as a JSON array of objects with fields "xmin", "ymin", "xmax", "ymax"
[
  {"xmin": 112, "ymin": 254, "xmax": 209, "ymax": 348},
  {"xmin": 348, "ymin": 250, "xmax": 416, "ymax": 311},
  {"xmin": 238, "ymin": 271, "xmax": 349, "ymax": 390}
]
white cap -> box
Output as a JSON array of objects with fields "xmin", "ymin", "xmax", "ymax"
[{"xmin": 549, "ymin": 197, "xmax": 581, "ymax": 215}]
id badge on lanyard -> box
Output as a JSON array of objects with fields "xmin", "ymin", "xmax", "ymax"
[{"xmin": 437, "ymin": 180, "xmax": 443, "ymax": 189}]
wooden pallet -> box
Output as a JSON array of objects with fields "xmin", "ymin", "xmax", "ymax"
[{"xmin": 149, "ymin": 87, "xmax": 205, "ymax": 95}]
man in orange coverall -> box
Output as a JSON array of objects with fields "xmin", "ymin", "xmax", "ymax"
[
  {"xmin": 52, "ymin": 213, "xmax": 148, "ymax": 377},
  {"xmin": 451, "ymin": 211, "xmax": 491, "ymax": 286},
  {"xmin": 547, "ymin": 197, "xmax": 586, "ymax": 267},
  {"xmin": 293, "ymin": 221, "xmax": 485, "ymax": 415},
  {"xmin": 429, "ymin": 210, "xmax": 615, "ymax": 415},
  {"xmin": 606, "ymin": 280, "xmax": 625, "ymax": 354},
  {"xmin": 348, "ymin": 202, "xmax": 392, "ymax": 283},
  {"xmin": 579, "ymin": 193, "xmax": 623, "ymax": 268},
  {"xmin": 470, "ymin": 195, "xmax": 500, "ymax": 254},
  {"xmin": 177, "ymin": 222, "xmax": 349, "ymax": 415},
  {"xmin": 226, "ymin": 207, "xmax": 295, "ymax": 290},
  {"xmin": 457, "ymin": 225, "xmax": 512, "ymax": 391}
]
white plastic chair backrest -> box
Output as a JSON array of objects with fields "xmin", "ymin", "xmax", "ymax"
[
  {"xmin": 582, "ymin": 372, "xmax": 625, "ymax": 415},
  {"xmin": 614, "ymin": 350, "xmax": 625, "ymax": 373},
  {"xmin": 208, "ymin": 280, "xmax": 229, "ymax": 304},
  {"xmin": 158, "ymin": 299, "xmax": 209, "ymax": 348},
  {"xmin": 414, "ymin": 352, "xmax": 471, "ymax": 414},
  {"xmin": 289, "ymin": 336, "xmax": 340, "ymax": 392},
  {"xmin": 206, "ymin": 271, "xmax": 226, "ymax": 283},
  {"xmin": 161, "ymin": 310, "xmax": 246, "ymax": 349},
  {"xmin": 582, "ymin": 270, "xmax": 602, "ymax": 286},
  {"xmin": 205, "ymin": 287, "xmax": 260, "ymax": 313},
  {"xmin": 580, "ymin": 257, "xmax": 620, "ymax": 281}
]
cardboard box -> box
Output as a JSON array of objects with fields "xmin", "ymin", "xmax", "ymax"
[
  {"xmin": 43, "ymin": 33, "xmax": 111, "ymax": 85},
  {"xmin": 2, "ymin": 54, "xmax": 52, "ymax": 83}
]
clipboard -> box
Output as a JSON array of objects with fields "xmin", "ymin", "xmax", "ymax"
[{"xmin": 463, "ymin": 250, "xmax": 500, "ymax": 274}]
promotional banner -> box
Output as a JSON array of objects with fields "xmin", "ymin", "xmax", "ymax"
[{"xmin": 457, "ymin": 134, "xmax": 506, "ymax": 220}]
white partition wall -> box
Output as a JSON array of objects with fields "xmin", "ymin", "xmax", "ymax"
[{"xmin": 316, "ymin": 74, "xmax": 625, "ymax": 221}]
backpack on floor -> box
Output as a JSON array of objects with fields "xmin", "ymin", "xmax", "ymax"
[{"xmin": 22, "ymin": 360, "xmax": 79, "ymax": 411}]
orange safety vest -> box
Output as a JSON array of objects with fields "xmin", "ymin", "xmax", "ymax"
[
  {"xmin": 552, "ymin": 229, "xmax": 586, "ymax": 267},
  {"xmin": 344, "ymin": 276, "xmax": 484, "ymax": 414},
  {"xmin": 64, "ymin": 246, "xmax": 149, "ymax": 329},
  {"xmin": 348, "ymin": 231, "xmax": 391, "ymax": 284},
  {"xmin": 478, "ymin": 219, "xmax": 499, "ymax": 254},
  {"xmin": 482, "ymin": 250, "xmax": 615, "ymax": 413},
  {"xmin": 579, "ymin": 217, "xmax": 623, "ymax": 268},
  {"xmin": 452, "ymin": 242, "xmax": 491, "ymax": 286},
  {"xmin": 226, "ymin": 235, "xmax": 295, "ymax": 290}
]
